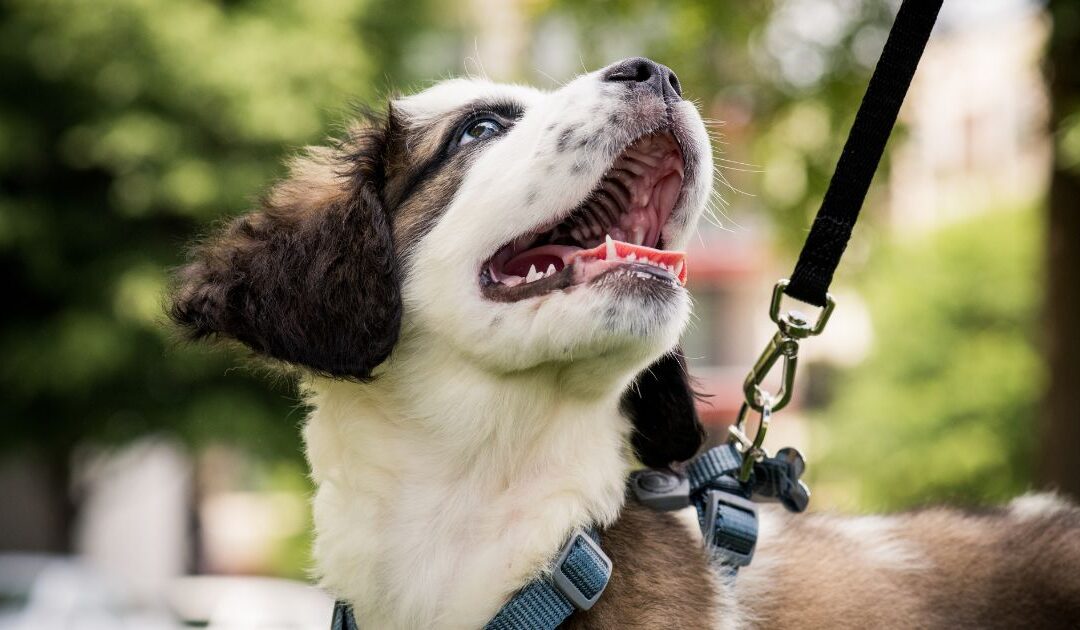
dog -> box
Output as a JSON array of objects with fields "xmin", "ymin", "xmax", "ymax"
[{"xmin": 170, "ymin": 58, "xmax": 1080, "ymax": 629}]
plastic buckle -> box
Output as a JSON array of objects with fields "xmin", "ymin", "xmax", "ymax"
[
  {"xmin": 702, "ymin": 490, "xmax": 758, "ymax": 567},
  {"xmin": 629, "ymin": 469, "xmax": 690, "ymax": 511},
  {"xmin": 552, "ymin": 530, "xmax": 612, "ymax": 611}
]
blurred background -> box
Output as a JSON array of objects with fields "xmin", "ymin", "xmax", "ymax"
[{"xmin": 2, "ymin": 0, "xmax": 1078, "ymax": 627}]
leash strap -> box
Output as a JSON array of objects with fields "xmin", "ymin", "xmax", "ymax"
[
  {"xmin": 332, "ymin": 528, "xmax": 611, "ymax": 630},
  {"xmin": 785, "ymin": 0, "xmax": 944, "ymax": 307}
]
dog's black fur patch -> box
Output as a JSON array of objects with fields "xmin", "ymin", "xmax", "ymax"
[{"xmin": 622, "ymin": 347, "xmax": 705, "ymax": 468}]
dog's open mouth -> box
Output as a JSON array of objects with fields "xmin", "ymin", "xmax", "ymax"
[{"xmin": 481, "ymin": 130, "xmax": 687, "ymax": 301}]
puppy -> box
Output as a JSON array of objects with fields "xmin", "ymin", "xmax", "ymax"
[{"xmin": 170, "ymin": 58, "xmax": 1080, "ymax": 629}]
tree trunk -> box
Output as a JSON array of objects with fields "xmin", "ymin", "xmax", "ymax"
[{"xmin": 1041, "ymin": 2, "xmax": 1080, "ymax": 501}]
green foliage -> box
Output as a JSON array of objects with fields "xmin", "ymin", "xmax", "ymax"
[
  {"xmin": 0, "ymin": 0, "xmax": 391, "ymax": 461},
  {"xmin": 812, "ymin": 208, "xmax": 1043, "ymax": 511}
]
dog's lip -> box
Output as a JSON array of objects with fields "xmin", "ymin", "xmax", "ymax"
[
  {"xmin": 479, "ymin": 128, "xmax": 688, "ymax": 302},
  {"xmin": 480, "ymin": 237, "xmax": 686, "ymax": 302}
]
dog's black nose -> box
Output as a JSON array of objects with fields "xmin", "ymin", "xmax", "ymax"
[{"xmin": 602, "ymin": 57, "xmax": 682, "ymax": 101}]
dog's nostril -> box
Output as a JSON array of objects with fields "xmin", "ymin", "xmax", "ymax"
[
  {"xmin": 667, "ymin": 72, "xmax": 682, "ymax": 98},
  {"xmin": 603, "ymin": 57, "xmax": 657, "ymax": 85},
  {"xmin": 606, "ymin": 58, "xmax": 654, "ymax": 83},
  {"xmin": 602, "ymin": 57, "xmax": 682, "ymax": 101}
]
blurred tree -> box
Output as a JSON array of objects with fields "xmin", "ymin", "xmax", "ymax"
[
  {"xmin": 0, "ymin": 0, "xmax": 438, "ymax": 551},
  {"xmin": 1042, "ymin": 0, "xmax": 1080, "ymax": 501},
  {"xmin": 812, "ymin": 208, "xmax": 1043, "ymax": 510}
]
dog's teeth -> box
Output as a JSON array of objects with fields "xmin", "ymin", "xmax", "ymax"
[
  {"xmin": 626, "ymin": 252, "xmax": 636, "ymax": 262},
  {"xmin": 545, "ymin": 263, "xmax": 556, "ymax": 277},
  {"xmin": 674, "ymin": 261, "xmax": 684, "ymax": 277},
  {"xmin": 605, "ymin": 234, "xmax": 617, "ymax": 260},
  {"xmin": 526, "ymin": 265, "xmax": 543, "ymax": 283}
]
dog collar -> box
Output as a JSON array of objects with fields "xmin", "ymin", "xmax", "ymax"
[{"xmin": 331, "ymin": 528, "xmax": 612, "ymax": 630}]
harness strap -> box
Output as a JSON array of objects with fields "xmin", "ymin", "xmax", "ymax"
[
  {"xmin": 686, "ymin": 442, "xmax": 744, "ymax": 493},
  {"xmin": 687, "ymin": 445, "xmax": 758, "ymax": 569},
  {"xmin": 785, "ymin": 0, "xmax": 944, "ymax": 307},
  {"xmin": 332, "ymin": 528, "xmax": 611, "ymax": 630},
  {"xmin": 486, "ymin": 529, "xmax": 611, "ymax": 630}
]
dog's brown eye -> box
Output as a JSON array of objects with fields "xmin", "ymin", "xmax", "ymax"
[{"xmin": 458, "ymin": 118, "xmax": 504, "ymax": 146}]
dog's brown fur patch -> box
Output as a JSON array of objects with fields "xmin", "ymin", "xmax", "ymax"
[
  {"xmin": 565, "ymin": 503, "xmax": 718, "ymax": 629},
  {"xmin": 738, "ymin": 500, "xmax": 1080, "ymax": 629}
]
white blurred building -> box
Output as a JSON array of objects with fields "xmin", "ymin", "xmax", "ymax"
[{"xmin": 888, "ymin": 0, "xmax": 1050, "ymax": 234}]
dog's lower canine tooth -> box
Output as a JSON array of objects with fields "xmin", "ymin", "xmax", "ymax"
[{"xmin": 605, "ymin": 234, "xmax": 617, "ymax": 259}]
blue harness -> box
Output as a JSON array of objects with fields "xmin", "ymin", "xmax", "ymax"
[{"xmin": 331, "ymin": 443, "xmax": 790, "ymax": 630}]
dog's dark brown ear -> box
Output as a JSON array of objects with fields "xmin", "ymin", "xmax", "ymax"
[
  {"xmin": 622, "ymin": 346, "xmax": 706, "ymax": 469},
  {"xmin": 169, "ymin": 122, "xmax": 400, "ymax": 380}
]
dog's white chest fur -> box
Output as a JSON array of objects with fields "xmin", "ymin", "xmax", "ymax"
[{"xmin": 302, "ymin": 354, "xmax": 635, "ymax": 629}]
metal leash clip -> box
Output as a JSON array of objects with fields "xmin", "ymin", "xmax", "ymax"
[{"xmin": 728, "ymin": 280, "xmax": 835, "ymax": 481}]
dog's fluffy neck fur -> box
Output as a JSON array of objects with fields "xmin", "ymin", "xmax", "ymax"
[{"xmin": 302, "ymin": 333, "xmax": 646, "ymax": 629}]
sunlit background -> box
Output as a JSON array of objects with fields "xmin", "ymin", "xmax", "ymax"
[{"xmin": 3, "ymin": 0, "xmax": 1078, "ymax": 627}]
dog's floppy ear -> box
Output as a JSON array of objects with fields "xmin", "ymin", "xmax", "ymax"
[
  {"xmin": 169, "ymin": 119, "xmax": 400, "ymax": 380},
  {"xmin": 622, "ymin": 346, "xmax": 706, "ymax": 469}
]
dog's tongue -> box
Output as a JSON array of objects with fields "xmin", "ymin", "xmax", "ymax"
[{"xmin": 571, "ymin": 238, "xmax": 688, "ymax": 284}]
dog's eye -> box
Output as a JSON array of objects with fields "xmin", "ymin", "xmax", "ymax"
[{"xmin": 458, "ymin": 118, "xmax": 504, "ymax": 146}]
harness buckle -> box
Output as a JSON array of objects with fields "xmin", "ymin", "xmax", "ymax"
[
  {"xmin": 701, "ymin": 490, "xmax": 758, "ymax": 567},
  {"xmin": 551, "ymin": 530, "xmax": 612, "ymax": 611},
  {"xmin": 629, "ymin": 469, "xmax": 690, "ymax": 511}
]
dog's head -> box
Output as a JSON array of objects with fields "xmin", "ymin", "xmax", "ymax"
[{"xmin": 171, "ymin": 58, "xmax": 711, "ymax": 467}]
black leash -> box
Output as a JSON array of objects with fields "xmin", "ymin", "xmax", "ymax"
[
  {"xmin": 726, "ymin": 0, "xmax": 944, "ymax": 493},
  {"xmin": 785, "ymin": 0, "xmax": 944, "ymax": 308}
]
